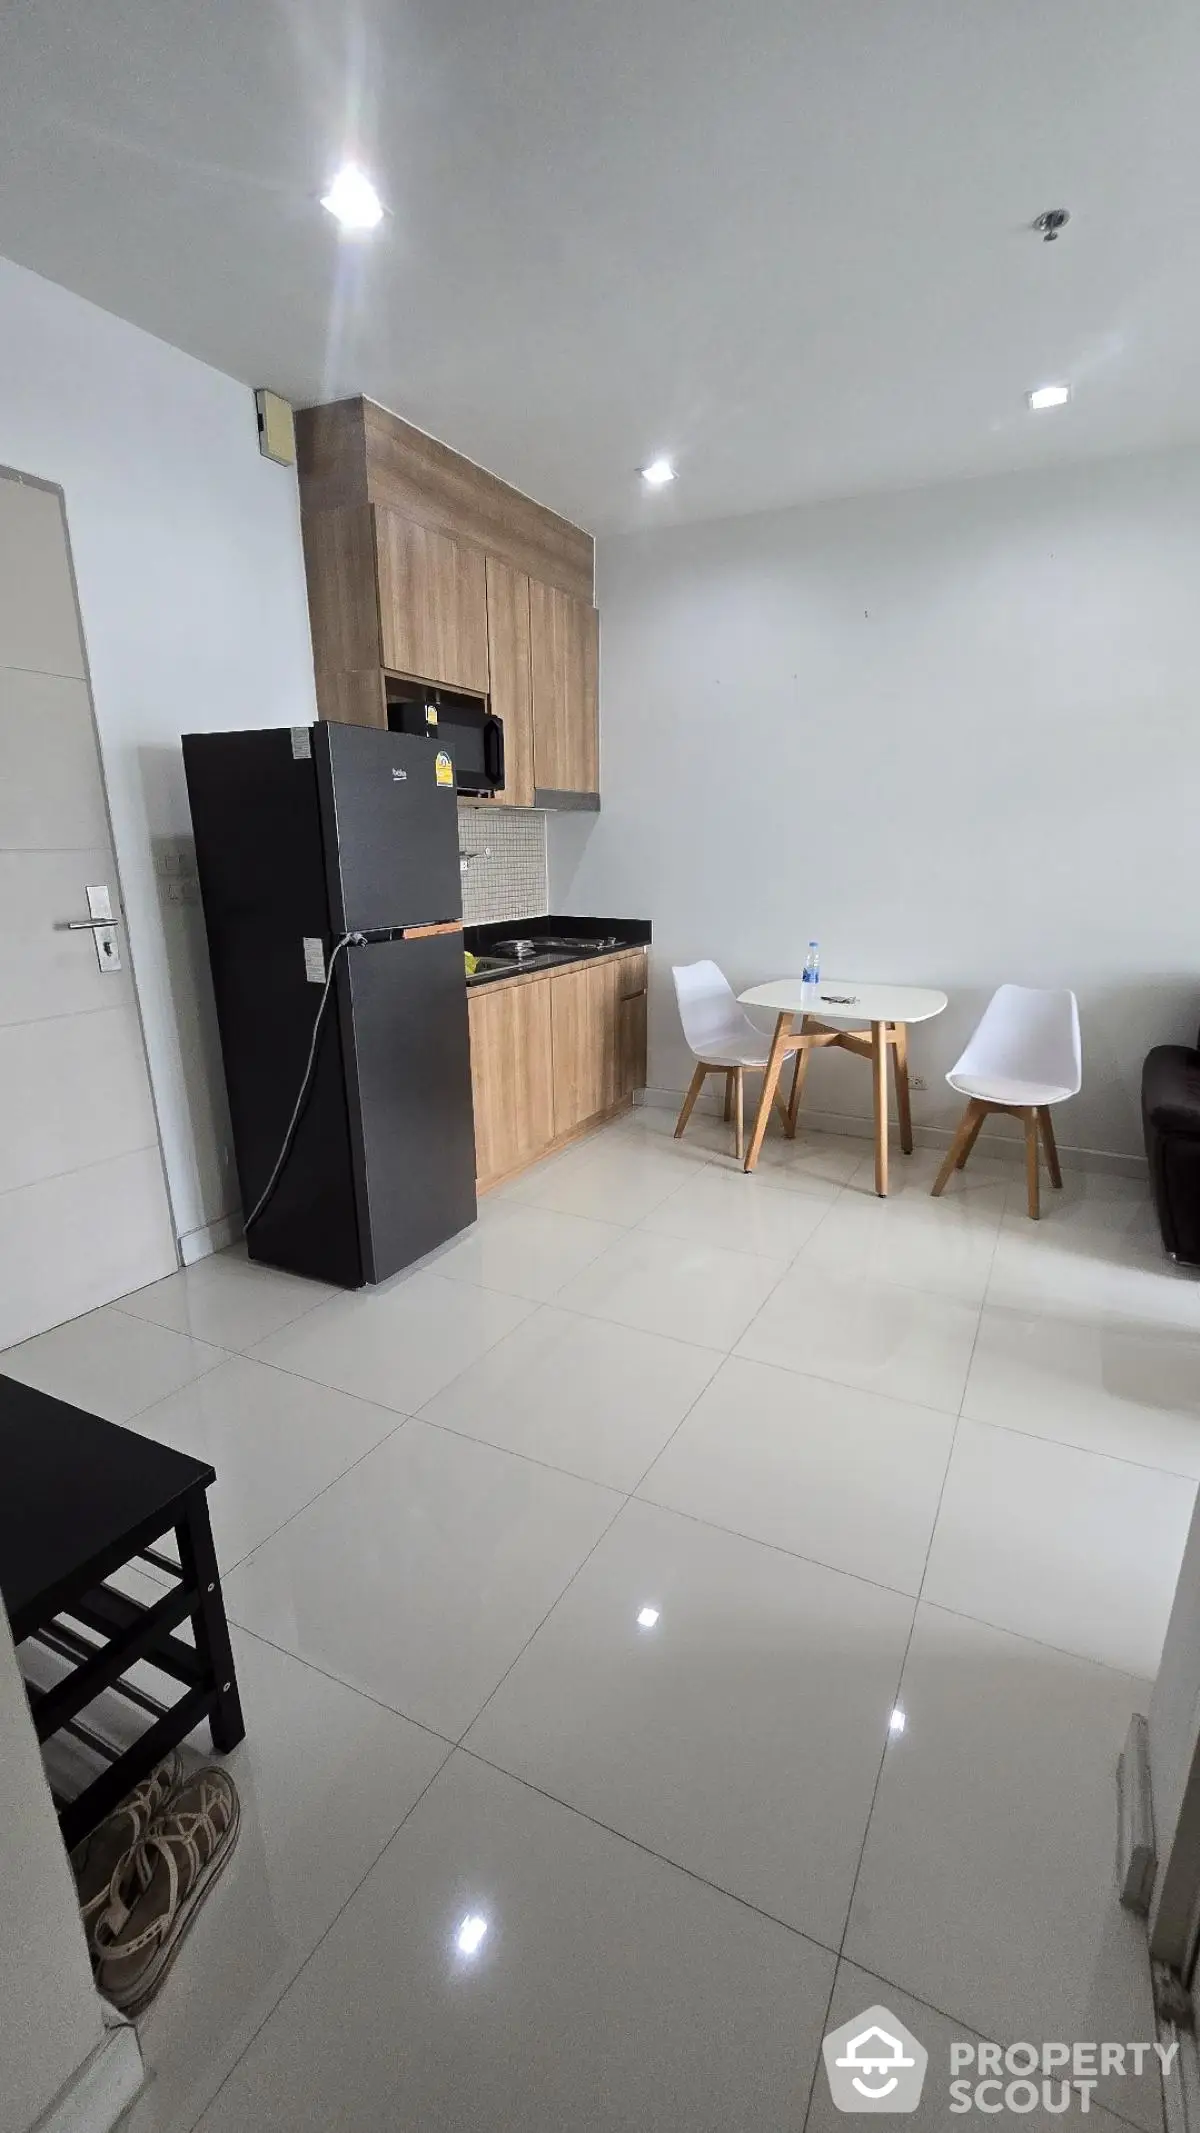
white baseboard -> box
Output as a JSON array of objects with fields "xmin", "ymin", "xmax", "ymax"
[
  {"xmin": 636, "ymin": 1087, "xmax": 1149, "ymax": 1182},
  {"xmin": 33, "ymin": 2022, "xmax": 144, "ymax": 2133},
  {"xmin": 177, "ymin": 1210, "xmax": 243, "ymax": 1266}
]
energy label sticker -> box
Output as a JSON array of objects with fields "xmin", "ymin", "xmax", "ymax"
[{"xmin": 435, "ymin": 750, "xmax": 454, "ymax": 787}]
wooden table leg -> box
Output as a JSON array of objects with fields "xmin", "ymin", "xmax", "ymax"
[
  {"xmin": 891, "ymin": 1022, "xmax": 913, "ymax": 1155},
  {"xmin": 871, "ymin": 1020, "xmax": 889, "ymax": 1196},
  {"xmin": 784, "ymin": 1016, "xmax": 810, "ymax": 1138},
  {"xmin": 734, "ymin": 1069, "xmax": 745, "ymax": 1161},
  {"xmin": 744, "ymin": 1014, "xmax": 793, "ymax": 1172},
  {"xmin": 724, "ymin": 1070, "xmax": 733, "ymax": 1122}
]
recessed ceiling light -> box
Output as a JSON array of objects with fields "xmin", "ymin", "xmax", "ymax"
[
  {"xmin": 889, "ymin": 1707, "xmax": 907, "ymax": 1736},
  {"xmin": 640, "ymin": 457, "xmax": 675, "ymax": 487},
  {"xmin": 636, "ymin": 1605, "xmax": 660, "ymax": 1629},
  {"xmin": 455, "ymin": 1913, "xmax": 488, "ymax": 1956},
  {"xmin": 321, "ymin": 164, "xmax": 384, "ymax": 233},
  {"xmin": 1027, "ymin": 383, "xmax": 1070, "ymax": 411}
]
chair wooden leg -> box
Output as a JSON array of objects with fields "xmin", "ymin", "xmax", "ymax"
[
  {"xmin": 674, "ymin": 1063, "xmax": 708, "ymax": 1140},
  {"xmin": 956, "ymin": 1109, "xmax": 986, "ymax": 1169},
  {"xmin": 745, "ymin": 1014, "xmax": 793, "ymax": 1172},
  {"xmin": 891, "ymin": 1022, "xmax": 913, "ymax": 1155},
  {"xmin": 1039, "ymin": 1107, "xmax": 1063, "ymax": 1188},
  {"xmin": 871, "ymin": 1021, "xmax": 889, "ymax": 1196},
  {"xmin": 932, "ymin": 1101, "xmax": 983, "ymax": 1196},
  {"xmin": 734, "ymin": 1069, "xmax": 745, "ymax": 1162},
  {"xmin": 723, "ymin": 1070, "xmax": 733, "ymax": 1123},
  {"xmin": 1023, "ymin": 1106, "xmax": 1041, "ymax": 1220}
]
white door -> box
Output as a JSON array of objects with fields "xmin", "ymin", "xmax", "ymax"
[{"xmin": 0, "ymin": 467, "xmax": 176, "ymax": 1349}]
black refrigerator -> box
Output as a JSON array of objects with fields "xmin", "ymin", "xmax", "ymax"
[{"xmin": 183, "ymin": 723, "xmax": 477, "ymax": 1287}]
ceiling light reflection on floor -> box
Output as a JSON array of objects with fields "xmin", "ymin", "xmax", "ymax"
[
  {"xmin": 636, "ymin": 1605, "xmax": 661, "ymax": 1629},
  {"xmin": 455, "ymin": 1913, "xmax": 489, "ymax": 1956}
]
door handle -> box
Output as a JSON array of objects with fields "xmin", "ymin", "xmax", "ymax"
[{"xmin": 57, "ymin": 885, "xmax": 123, "ymax": 971}]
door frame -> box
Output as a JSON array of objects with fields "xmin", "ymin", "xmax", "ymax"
[{"xmin": 0, "ymin": 461, "xmax": 179, "ymax": 1265}]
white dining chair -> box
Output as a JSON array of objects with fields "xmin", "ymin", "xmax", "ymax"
[
  {"xmin": 931, "ymin": 983, "xmax": 1082, "ymax": 1219},
  {"xmin": 672, "ymin": 961, "xmax": 793, "ymax": 1161}
]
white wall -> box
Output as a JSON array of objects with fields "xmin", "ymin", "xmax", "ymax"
[
  {"xmin": 0, "ymin": 257, "xmax": 317, "ymax": 1250},
  {"xmin": 553, "ymin": 445, "xmax": 1200, "ymax": 1160},
  {"xmin": 0, "ymin": 1605, "xmax": 104, "ymax": 2133}
]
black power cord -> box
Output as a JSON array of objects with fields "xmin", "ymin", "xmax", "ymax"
[{"xmin": 242, "ymin": 931, "xmax": 365, "ymax": 1231}]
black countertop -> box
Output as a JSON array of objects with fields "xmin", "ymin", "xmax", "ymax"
[{"xmin": 463, "ymin": 915, "xmax": 652, "ymax": 989}]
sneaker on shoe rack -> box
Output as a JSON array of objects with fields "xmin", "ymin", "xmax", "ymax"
[
  {"xmin": 71, "ymin": 1752, "xmax": 184, "ymax": 1947},
  {"xmin": 94, "ymin": 1764, "xmax": 241, "ymax": 2017}
]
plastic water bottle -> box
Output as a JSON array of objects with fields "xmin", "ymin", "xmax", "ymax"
[{"xmin": 802, "ymin": 941, "xmax": 820, "ymax": 999}]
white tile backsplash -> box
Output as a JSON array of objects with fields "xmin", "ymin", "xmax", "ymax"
[{"xmin": 459, "ymin": 805, "xmax": 549, "ymax": 926}]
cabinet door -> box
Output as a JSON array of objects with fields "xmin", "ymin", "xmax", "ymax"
[
  {"xmin": 468, "ymin": 979, "xmax": 555, "ymax": 1189},
  {"xmin": 483, "ymin": 557, "xmax": 534, "ymax": 807},
  {"xmin": 551, "ymin": 962, "xmax": 622, "ymax": 1137},
  {"xmin": 376, "ymin": 507, "xmax": 490, "ymax": 694},
  {"xmin": 530, "ymin": 581, "xmax": 600, "ymax": 796},
  {"xmin": 617, "ymin": 956, "xmax": 648, "ymax": 1098}
]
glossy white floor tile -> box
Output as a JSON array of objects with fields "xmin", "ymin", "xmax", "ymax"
[
  {"xmin": 986, "ymin": 1221, "xmax": 1200, "ymax": 1331},
  {"xmin": 963, "ymin": 1303, "xmax": 1200, "ymax": 1478},
  {"xmin": 248, "ymin": 1267, "xmax": 535, "ymax": 1414},
  {"xmin": 466, "ymin": 1498, "xmax": 914, "ymax": 1945},
  {"xmin": 808, "ymin": 1961, "xmax": 1137, "ymax": 2132},
  {"xmin": 737, "ymin": 1259, "xmax": 981, "ymax": 1413},
  {"xmin": 508, "ymin": 1135, "xmax": 714, "ymax": 1224},
  {"xmin": 194, "ymin": 1753, "xmax": 835, "ymax": 2133},
  {"xmin": 116, "ymin": 1610, "xmax": 448, "ymax": 2133},
  {"xmin": 418, "ymin": 1305, "xmax": 719, "ymax": 1491},
  {"xmin": 638, "ymin": 1163, "xmax": 835, "ymax": 1259},
  {"xmin": 729, "ymin": 1125, "xmax": 866, "ymax": 1197},
  {"xmin": 922, "ymin": 1418, "xmax": 1195, "ymax": 1676},
  {"xmin": 223, "ymin": 1420, "xmax": 621, "ymax": 1738},
  {"xmin": 120, "ymin": 1249, "xmax": 335, "ymax": 1351},
  {"xmin": 0, "ymin": 1301, "xmax": 227, "ymax": 1420},
  {"xmin": 431, "ymin": 1199, "xmax": 624, "ymax": 1300},
  {"xmin": 555, "ymin": 1226, "xmax": 789, "ymax": 1351},
  {"xmin": 128, "ymin": 1357, "xmax": 404, "ymax": 1572},
  {"xmin": 33, "ymin": 1119, "xmax": 1183, "ymax": 2133},
  {"xmin": 844, "ymin": 1605, "xmax": 1158, "ymax": 2132},
  {"xmin": 638, "ymin": 1355, "xmax": 954, "ymax": 1594},
  {"xmin": 799, "ymin": 1188, "xmax": 1003, "ymax": 1305}
]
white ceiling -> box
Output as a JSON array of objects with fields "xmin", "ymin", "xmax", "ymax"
[{"xmin": 2, "ymin": 0, "xmax": 1200, "ymax": 534}]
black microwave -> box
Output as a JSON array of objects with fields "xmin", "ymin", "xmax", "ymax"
[{"xmin": 386, "ymin": 685, "xmax": 504, "ymax": 797}]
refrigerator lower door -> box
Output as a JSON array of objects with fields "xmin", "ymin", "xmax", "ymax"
[{"xmin": 339, "ymin": 930, "xmax": 477, "ymax": 1281}]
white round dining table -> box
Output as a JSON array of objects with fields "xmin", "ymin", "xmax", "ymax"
[{"xmin": 736, "ymin": 978, "xmax": 948, "ymax": 1194}]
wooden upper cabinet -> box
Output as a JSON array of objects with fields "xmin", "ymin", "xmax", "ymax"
[
  {"xmin": 530, "ymin": 582, "xmax": 599, "ymax": 797},
  {"xmin": 375, "ymin": 507, "xmax": 489, "ymax": 695},
  {"xmin": 483, "ymin": 557, "xmax": 534, "ymax": 808}
]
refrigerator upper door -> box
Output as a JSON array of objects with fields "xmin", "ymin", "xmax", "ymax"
[
  {"xmin": 338, "ymin": 929, "xmax": 477, "ymax": 1279},
  {"xmin": 315, "ymin": 724, "xmax": 462, "ymax": 933}
]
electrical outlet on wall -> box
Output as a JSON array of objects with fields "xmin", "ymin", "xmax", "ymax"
[{"xmin": 910, "ymin": 1074, "xmax": 928, "ymax": 1092}]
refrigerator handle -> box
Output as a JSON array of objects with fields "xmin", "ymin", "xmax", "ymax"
[{"xmin": 400, "ymin": 921, "xmax": 464, "ymax": 941}]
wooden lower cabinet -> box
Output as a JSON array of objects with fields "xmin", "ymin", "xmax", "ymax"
[
  {"xmin": 468, "ymin": 952, "xmax": 647, "ymax": 1190},
  {"xmin": 467, "ymin": 979, "xmax": 555, "ymax": 1190}
]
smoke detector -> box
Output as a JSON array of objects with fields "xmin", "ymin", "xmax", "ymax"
[{"xmin": 1032, "ymin": 209, "xmax": 1071, "ymax": 243}]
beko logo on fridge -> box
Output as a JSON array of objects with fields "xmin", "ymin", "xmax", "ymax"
[{"xmin": 391, "ymin": 767, "xmax": 408, "ymax": 781}]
